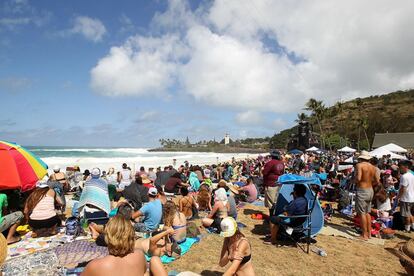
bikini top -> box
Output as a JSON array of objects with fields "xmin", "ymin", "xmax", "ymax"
[{"xmin": 231, "ymin": 238, "xmax": 252, "ymax": 265}]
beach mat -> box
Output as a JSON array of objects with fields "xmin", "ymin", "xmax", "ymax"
[
  {"xmin": 3, "ymin": 249, "xmax": 65, "ymax": 276},
  {"xmin": 250, "ymin": 200, "xmax": 265, "ymax": 207},
  {"xmin": 320, "ymin": 225, "xmax": 385, "ymax": 245},
  {"xmin": 145, "ymin": 237, "xmax": 199, "ymax": 264},
  {"xmin": 54, "ymin": 240, "xmax": 108, "ymax": 267}
]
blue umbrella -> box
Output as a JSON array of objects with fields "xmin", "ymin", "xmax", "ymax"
[{"xmin": 288, "ymin": 149, "xmax": 303, "ymax": 155}]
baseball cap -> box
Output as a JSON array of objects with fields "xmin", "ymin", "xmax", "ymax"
[
  {"xmin": 91, "ymin": 168, "xmax": 101, "ymax": 177},
  {"xmin": 148, "ymin": 187, "xmax": 158, "ymax": 196}
]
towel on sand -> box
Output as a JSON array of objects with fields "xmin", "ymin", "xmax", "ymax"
[{"xmin": 145, "ymin": 237, "xmax": 199, "ymax": 264}]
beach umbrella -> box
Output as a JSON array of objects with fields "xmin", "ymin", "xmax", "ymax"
[
  {"xmin": 369, "ymin": 148, "xmax": 406, "ymax": 160},
  {"xmin": 288, "ymin": 149, "xmax": 303, "ymax": 155},
  {"xmin": 0, "ymin": 141, "xmax": 48, "ymax": 191},
  {"xmin": 337, "ymin": 146, "xmax": 356, "ymax": 153},
  {"xmin": 376, "ymin": 143, "xmax": 407, "ymax": 153},
  {"xmin": 306, "ymin": 146, "xmax": 319, "ymax": 152}
]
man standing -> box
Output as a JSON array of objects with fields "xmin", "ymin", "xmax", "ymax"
[
  {"xmin": 397, "ymin": 160, "xmax": 414, "ymax": 232},
  {"xmin": 262, "ymin": 150, "xmax": 285, "ymax": 215},
  {"xmin": 355, "ymin": 151, "xmax": 380, "ymax": 240}
]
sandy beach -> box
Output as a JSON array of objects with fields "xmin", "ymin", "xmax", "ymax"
[{"xmin": 166, "ymin": 202, "xmax": 407, "ymax": 275}]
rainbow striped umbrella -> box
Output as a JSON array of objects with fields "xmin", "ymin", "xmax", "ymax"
[{"xmin": 0, "ymin": 141, "xmax": 48, "ymax": 191}]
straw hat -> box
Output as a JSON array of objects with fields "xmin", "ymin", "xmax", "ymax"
[
  {"xmin": 142, "ymin": 175, "xmax": 152, "ymax": 184},
  {"xmin": 358, "ymin": 150, "xmax": 372, "ymax": 160},
  {"xmin": 229, "ymin": 185, "xmax": 239, "ymax": 195},
  {"xmin": 220, "ymin": 217, "xmax": 238, "ymax": 237}
]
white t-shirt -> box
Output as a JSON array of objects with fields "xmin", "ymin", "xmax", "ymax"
[{"xmin": 400, "ymin": 172, "xmax": 414, "ymax": 203}]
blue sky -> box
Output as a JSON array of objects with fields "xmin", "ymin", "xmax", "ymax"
[{"xmin": 1, "ymin": 0, "xmax": 413, "ymax": 147}]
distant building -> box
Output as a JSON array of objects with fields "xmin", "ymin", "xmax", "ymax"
[
  {"xmin": 372, "ymin": 132, "xmax": 414, "ymax": 149},
  {"xmin": 224, "ymin": 133, "xmax": 230, "ymax": 145}
]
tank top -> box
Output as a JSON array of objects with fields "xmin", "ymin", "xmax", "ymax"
[
  {"xmin": 30, "ymin": 195, "xmax": 56, "ymax": 220},
  {"xmin": 215, "ymin": 202, "xmax": 228, "ymax": 219},
  {"xmin": 119, "ymin": 169, "xmax": 132, "ymax": 189}
]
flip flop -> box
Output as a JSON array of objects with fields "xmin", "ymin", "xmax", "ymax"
[{"xmin": 8, "ymin": 237, "xmax": 21, "ymax": 245}]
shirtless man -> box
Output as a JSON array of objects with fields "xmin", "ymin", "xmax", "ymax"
[{"xmin": 355, "ymin": 151, "xmax": 380, "ymax": 240}]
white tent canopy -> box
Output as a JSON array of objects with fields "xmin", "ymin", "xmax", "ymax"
[
  {"xmin": 376, "ymin": 143, "xmax": 407, "ymax": 153},
  {"xmin": 369, "ymin": 148, "xmax": 407, "ymax": 160},
  {"xmin": 306, "ymin": 146, "xmax": 319, "ymax": 152},
  {"xmin": 338, "ymin": 146, "xmax": 356, "ymax": 153}
]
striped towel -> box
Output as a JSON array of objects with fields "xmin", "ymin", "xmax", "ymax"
[{"xmin": 78, "ymin": 179, "xmax": 111, "ymax": 214}]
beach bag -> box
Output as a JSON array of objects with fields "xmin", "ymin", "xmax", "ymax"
[
  {"xmin": 65, "ymin": 217, "xmax": 82, "ymax": 237},
  {"xmin": 393, "ymin": 212, "xmax": 405, "ymax": 230}
]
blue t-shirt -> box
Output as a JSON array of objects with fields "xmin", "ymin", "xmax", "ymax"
[
  {"xmin": 285, "ymin": 197, "xmax": 308, "ymax": 216},
  {"xmin": 139, "ymin": 199, "xmax": 162, "ymax": 231}
]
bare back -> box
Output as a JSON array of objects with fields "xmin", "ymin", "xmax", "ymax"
[
  {"xmin": 82, "ymin": 251, "xmax": 146, "ymax": 276},
  {"xmin": 356, "ymin": 162, "xmax": 379, "ymax": 189}
]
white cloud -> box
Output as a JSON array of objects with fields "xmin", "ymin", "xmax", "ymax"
[
  {"xmin": 69, "ymin": 16, "xmax": 106, "ymax": 42},
  {"xmin": 0, "ymin": 0, "xmax": 51, "ymax": 31},
  {"xmin": 91, "ymin": 0, "xmax": 414, "ymax": 114},
  {"xmin": 90, "ymin": 34, "xmax": 187, "ymax": 96},
  {"xmin": 272, "ymin": 118, "xmax": 286, "ymax": 129},
  {"xmin": 235, "ymin": 111, "xmax": 263, "ymax": 125}
]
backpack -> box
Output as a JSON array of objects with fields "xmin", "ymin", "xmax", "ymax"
[{"xmin": 65, "ymin": 217, "xmax": 82, "ymax": 237}]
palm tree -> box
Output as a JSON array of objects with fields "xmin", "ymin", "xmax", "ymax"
[
  {"xmin": 305, "ymin": 98, "xmax": 326, "ymax": 148},
  {"xmin": 361, "ymin": 117, "xmax": 370, "ymax": 150},
  {"xmin": 295, "ymin": 113, "xmax": 308, "ymax": 123}
]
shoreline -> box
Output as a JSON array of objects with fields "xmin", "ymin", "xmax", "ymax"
[{"xmin": 148, "ymin": 147, "xmax": 268, "ymax": 154}]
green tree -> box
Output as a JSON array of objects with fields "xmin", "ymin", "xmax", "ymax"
[{"xmin": 305, "ymin": 98, "xmax": 326, "ymax": 148}]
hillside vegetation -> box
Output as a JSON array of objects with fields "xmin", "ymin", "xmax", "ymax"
[{"xmin": 269, "ymin": 89, "xmax": 414, "ymax": 150}]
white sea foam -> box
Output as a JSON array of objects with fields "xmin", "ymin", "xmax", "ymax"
[{"xmin": 41, "ymin": 150, "xmax": 258, "ymax": 173}]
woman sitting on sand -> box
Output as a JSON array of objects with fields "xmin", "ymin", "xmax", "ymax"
[
  {"xmin": 202, "ymin": 188, "xmax": 229, "ymax": 231},
  {"xmin": 24, "ymin": 181, "xmax": 63, "ymax": 237},
  {"xmin": 197, "ymin": 185, "xmax": 212, "ymax": 212},
  {"xmin": 179, "ymin": 187, "xmax": 198, "ymax": 219},
  {"xmin": 83, "ymin": 215, "xmax": 167, "ymax": 276},
  {"xmin": 219, "ymin": 217, "xmax": 255, "ymax": 276},
  {"xmin": 163, "ymin": 201, "xmax": 187, "ymax": 244}
]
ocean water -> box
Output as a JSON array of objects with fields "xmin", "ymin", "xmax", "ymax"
[{"xmin": 27, "ymin": 147, "xmax": 256, "ymax": 173}]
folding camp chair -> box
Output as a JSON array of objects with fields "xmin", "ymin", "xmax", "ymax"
[
  {"xmin": 274, "ymin": 174, "xmax": 324, "ymax": 254},
  {"xmin": 278, "ymin": 190, "xmax": 318, "ymax": 254}
]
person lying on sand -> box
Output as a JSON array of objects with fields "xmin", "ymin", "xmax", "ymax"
[{"xmin": 219, "ymin": 217, "xmax": 255, "ymax": 276}]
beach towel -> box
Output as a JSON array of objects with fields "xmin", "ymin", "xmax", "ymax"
[
  {"xmin": 189, "ymin": 172, "xmax": 200, "ymax": 191},
  {"xmin": 78, "ymin": 184, "xmax": 111, "ymax": 214},
  {"xmin": 145, "ymin": 237, "xmax": 199, "ymax": 264},
  {"xmin": 54, "ymin": 240, "xmax": 108, "ymax": 267},
  {"xmin": 3, "ymin": 249, "xmax": 65, "ymax": 276}
]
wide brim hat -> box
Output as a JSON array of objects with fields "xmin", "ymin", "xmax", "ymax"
[
  {"xmin": 358, "ymin": 150, "xmax": 372, "ymax": 160},
  {"xmin": 229, "ymin": 185, "xmax": 239, "ymax": 195},
  {"xmin": 142, "ymin": 175, "xmax": 152, "ymax": 184},
  {"xmin": 220, "ymin": 217, "xmax": 238, "ymax": 238}
]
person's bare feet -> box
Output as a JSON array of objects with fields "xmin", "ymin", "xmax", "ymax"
[
  {"xmin": 89, "ymin": 223, "xmax": 99, "ymax": 240},
  {"xmin": 7, "ymin": 236, "xmax": 21, "ymax": 244},
  {"xmin": 357, "ymin": 236, "xmax": 368, "ymax": 241}
]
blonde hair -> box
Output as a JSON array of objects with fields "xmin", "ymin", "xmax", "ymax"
[{"xmin": 104, "ymin": 215, "xmax": 135, "ymax": 257}]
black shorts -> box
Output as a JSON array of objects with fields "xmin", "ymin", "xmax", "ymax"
[
  {"xmin": 29, "ymin": 215, "xmax": 61, "ymax": 230},
  {"xmin": 211, "ymin": 217, "xmax": 223, "ymax": 231}
]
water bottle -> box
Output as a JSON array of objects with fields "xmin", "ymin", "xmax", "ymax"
[{"xmin": 312, "ymin": 247, "xmax": 327, "ymax": 257}]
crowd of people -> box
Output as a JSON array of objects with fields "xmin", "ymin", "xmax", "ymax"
[{"xmin": 0, "ymin": 147, "xmax": 413, "ymax": 275}]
